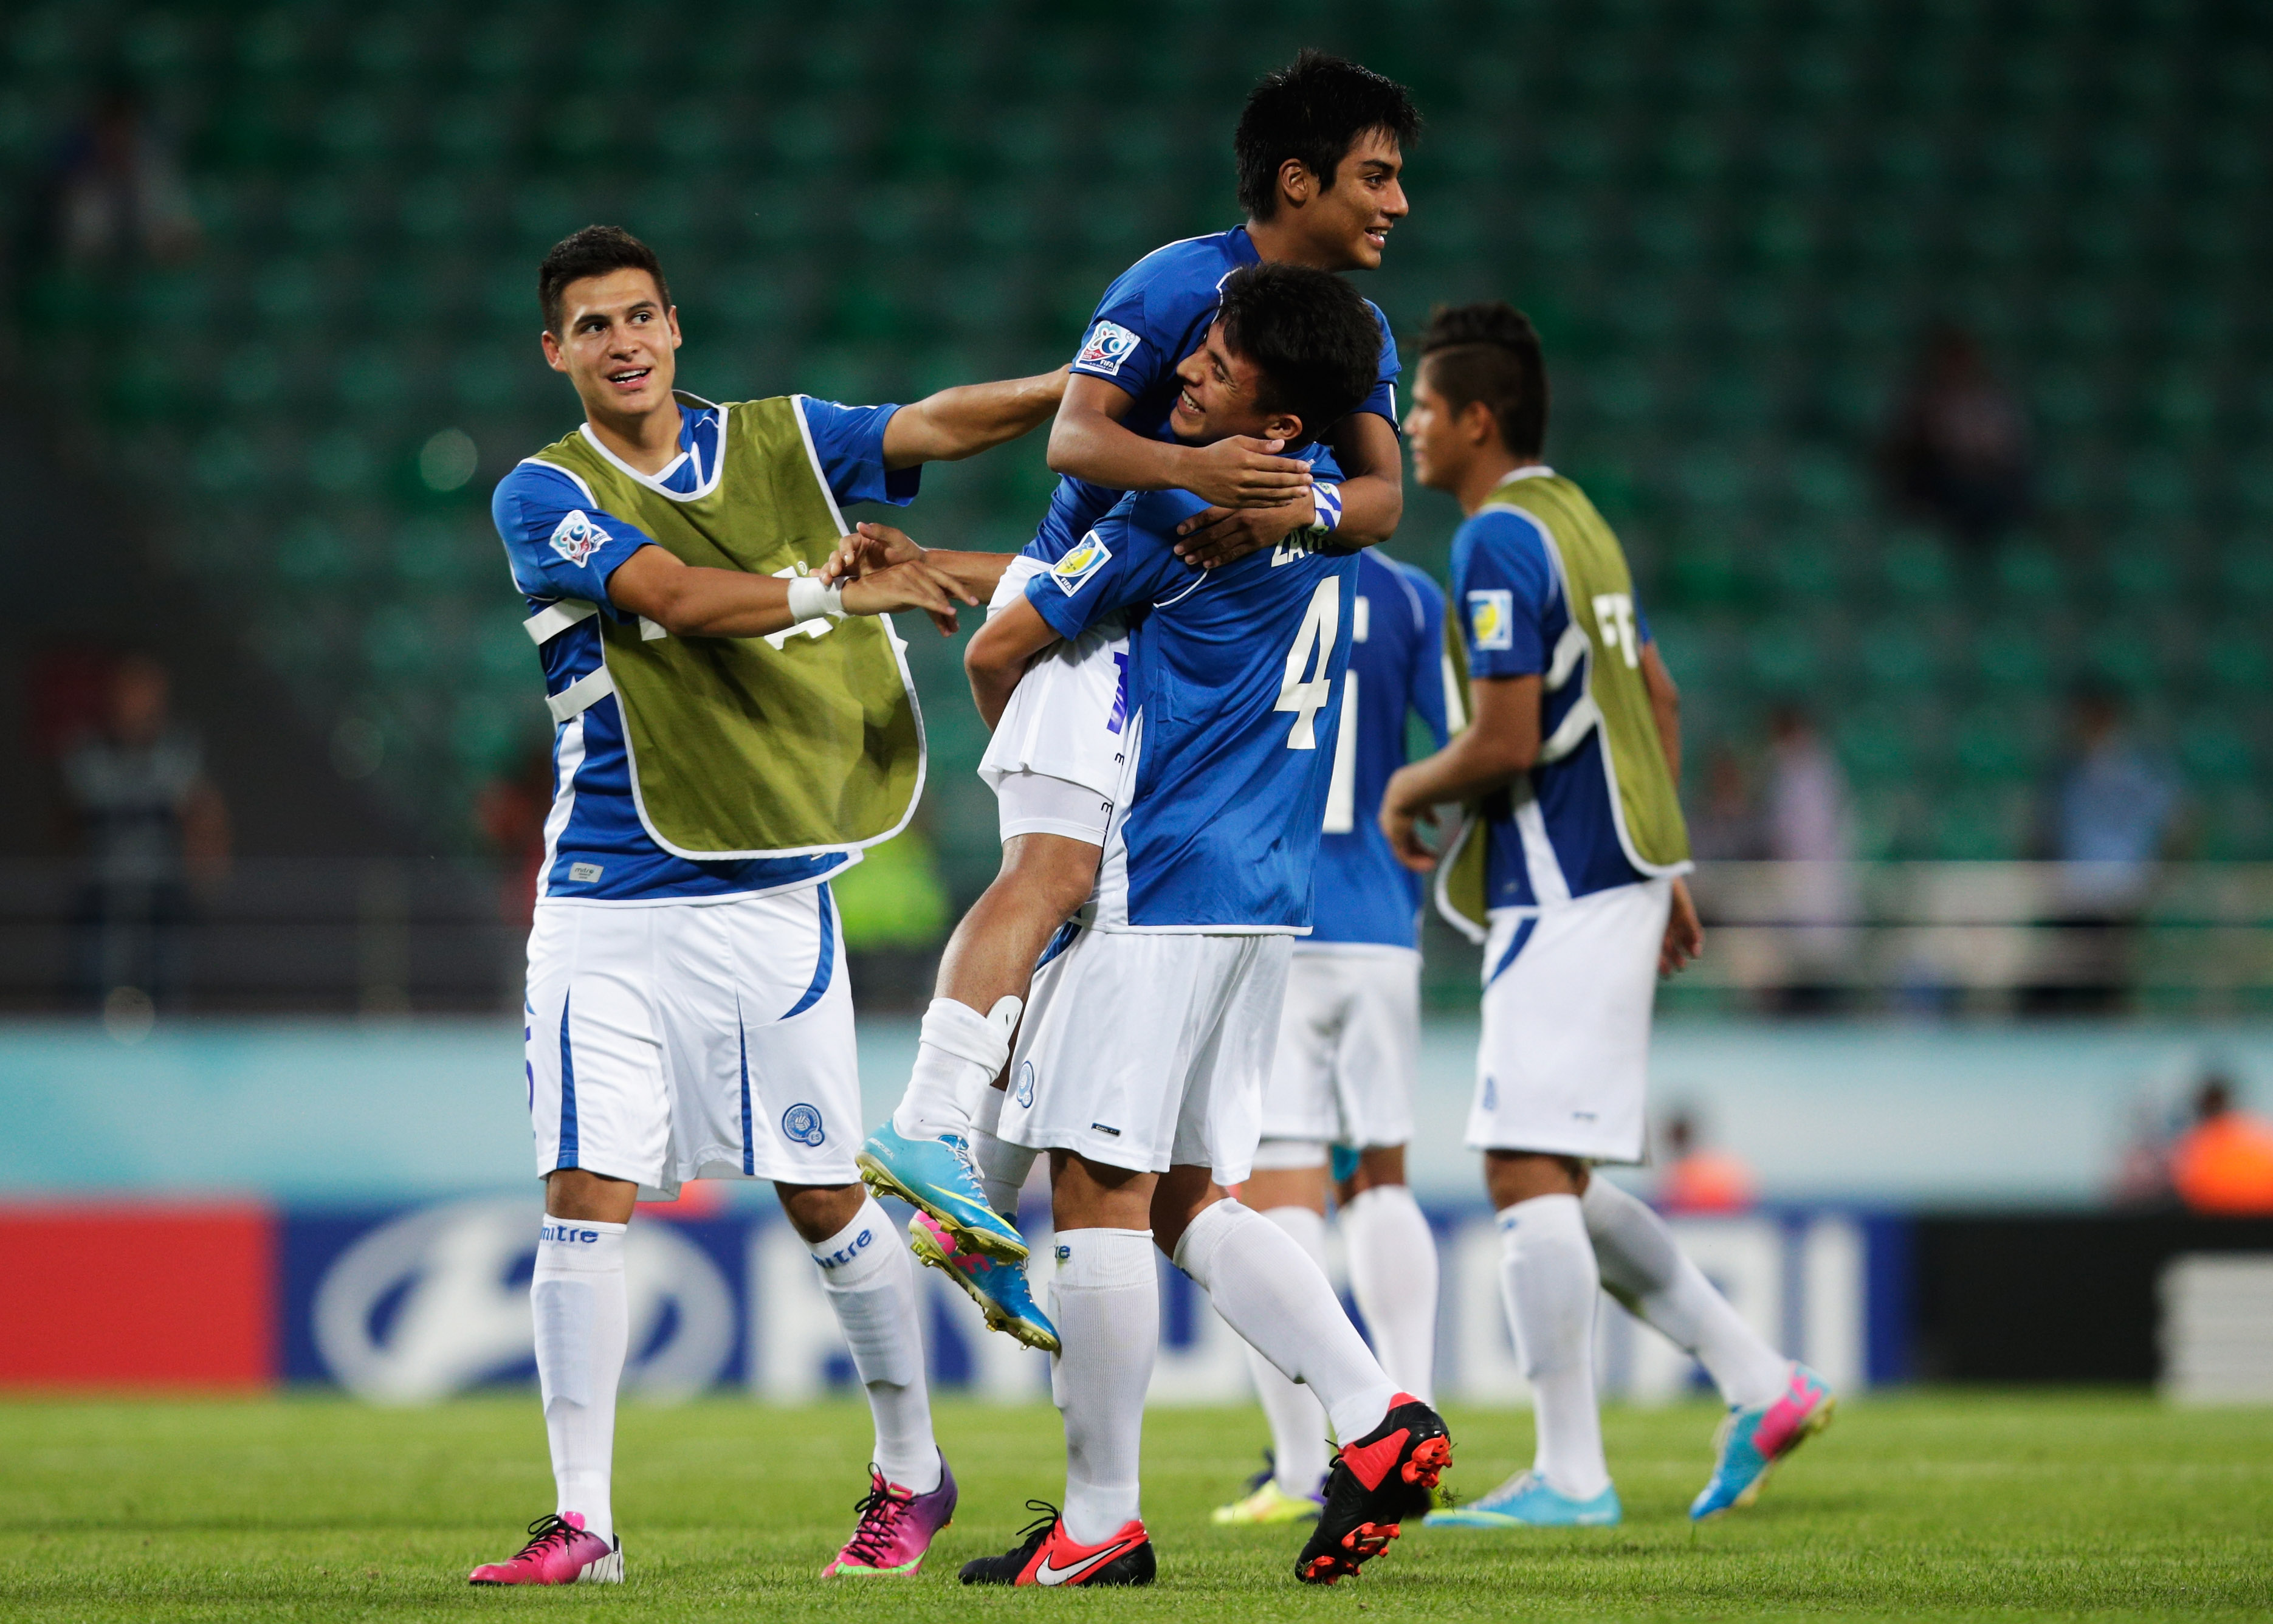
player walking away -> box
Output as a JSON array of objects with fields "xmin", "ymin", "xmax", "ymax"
[
  {"xmin": 855, "ymin": 49, "xmax": 1421, "ymax": 1358},
  {"xmin": 466, "ymin": 226, "xmax": 1061, "ymax": 1586},
  {"xmin": 1214, "ymin": 546, "xmax": 1456, "ymax": 1527},
  {"xmin": 940, "ymin": 266, "xmax": 1451, "ymax": 1588},
  {"xmin": 1380, "ymin": 304, "xmax": 1832, "ymax": 1531}
]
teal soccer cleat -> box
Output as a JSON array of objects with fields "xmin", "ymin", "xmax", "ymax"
[
  {"xmin": 1423, "ymin": 1471, "xmax": 1621, "ymax": 1529},
  {"xmin": 857, "ymin": 1121, "xmax": 1028, "ymax": 1262},
  {"xmin": 1690, "ymin": 1362, "xmax": 1836, "ymax": 1521},
  {"xmin": 906, "ymin": 1211, "xmax": 1060, "ymax": 1352}
]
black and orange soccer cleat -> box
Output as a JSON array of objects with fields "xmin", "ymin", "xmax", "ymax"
[
  {"xmin": 960, "ymin": 1500, "xmax": 1156, "ymax": 1588},
  {"xmin": 1295, "ymin": 1394, "xmax": 1453, "ymax": 1585}
]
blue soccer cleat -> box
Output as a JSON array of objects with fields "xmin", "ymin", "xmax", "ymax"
[
  {"xmin": 858, "ymin": 1121, "xmax": 1028, "ymax": 1262},
  {"xmin": 906, "ymin": 1211, "xmax": 1059, "ymax": 1352},
  {"xmin": 1690, "ymin": 1362, "xmax": 1836, "ymax": 1521},
  {"xmin": 1423, "ymin": 1471, "xmax": 1621, "ymax": 1529}
]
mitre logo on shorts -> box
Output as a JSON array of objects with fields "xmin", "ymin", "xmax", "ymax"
[
  {"xmin": 550, "ymin": 509, "xmax": 610, "ymax": 567},
  {"xmin": 781, "ymin": 1102, "xmax": 826, "ymax": 1146},
  {"xmin": 1051, "ymin": 532, "xmax": 1112, "ymax": 594},
  {"xmin": 1075, "ymin": 320, "xmax": 1141, "ymax": 376},
  {"xmin": 1468, "ymin": 590, "xmax": 1514, "ymax": 652}
]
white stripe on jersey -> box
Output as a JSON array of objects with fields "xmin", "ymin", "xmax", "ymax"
[{"xmin": 538, "ymin": 714, "xmax": 588, "ymax": 901}]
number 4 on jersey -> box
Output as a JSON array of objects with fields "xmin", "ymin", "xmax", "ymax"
[{"xmin": 1276, "ymin": 577, "xmax": 1341, "ymax": 749}]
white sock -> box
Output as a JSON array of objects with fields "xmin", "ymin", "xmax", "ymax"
[
  {"xmin": 1499, "ymin": 1194, "xmax": 1609, "ymax": 1499},
  {"xmin": 890, "ymin": 997, "xmax": 1017, "ymax": 1141},
  {"xmin": 811, "ymin": 1199, "xmax": 940, "ymax": 1493},
  {"xmin": 1341, "ymin": 1184, "xmax": 1440, "ymax": 1404},
  {"xmin": 969, "ymin": 1082, "xmax": 1035, "ymax": 1217},
  {"xmin": 532, "ymin": 1215, "xmax": 627, "ymax": 1544},
  {"xmin": 1245, "ymin": 1207, "xmax": 1332, "ymax": 1498},
  {"xmin": 1581, "ymin": 1176, "xmax": 1789, "ymax": 1410},
  {"xmin": 1052, "ymin": 1227, "xmax": 1157, "ymax": 1546},
  {"xmin": 1174, "ymin": 1199, "xmax": 1398, "ymax": 1446}
]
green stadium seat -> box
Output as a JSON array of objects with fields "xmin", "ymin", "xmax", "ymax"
[
  {"xmin": 2178, "ymin": 714, "xmax": 2258, "ymax": 788},
  {"xmin": 1927, "ymin": 787, "xmax": 2023, "ymax": 861}
]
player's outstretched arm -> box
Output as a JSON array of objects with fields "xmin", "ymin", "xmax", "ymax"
[
  {"xmin": 817, "ymin": 523, "xmax": 1017, "ymax": 607},
  {"xmin": 607, "ymin": 543, "xmax": 975, "ymax": 639},
  {"xmin": 1172, "ymin": 411, "xmax": 1406, "ymax": 569},
  {"xmin": 964, "ymin": 597, "xmax": 1062, "ymax": 732},
  {"xmin": 1377, "ymin": 675, "xmax": 1543, "ymax": 872},
  {"xmin": 1047, "ymin": 374, "xmax": 1314, "ymax": 509},
  {"xmin": 881, "ymin": 367, "xmax": 1070, "ymax": 469}
]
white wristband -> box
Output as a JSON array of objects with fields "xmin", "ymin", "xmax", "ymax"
[
  {"xmin": 786, "ymin": 575, "xmax": 845, "ymax": 622},
  {"xmin": 1305, "ymin": 481, "xmax": 1344, "ymax": 539}
]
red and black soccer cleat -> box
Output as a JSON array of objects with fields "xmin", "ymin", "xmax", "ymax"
[
  {"xmin": 960, "ymin": 1500, "xmax": 1156, "ymax": 1588},
  {"xmin": 1295, "ymin": 1394, "xmax": 1453, "ymax": 1585}
]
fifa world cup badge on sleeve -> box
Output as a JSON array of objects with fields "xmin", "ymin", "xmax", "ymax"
[
  {"xmin": 1468, "ymin": 590, "xmax": 1513, "ymax": 652},
  {"xmin": 1051, "ymin": 533, "xmax": 1113, "ymax": 594},
  {"xmin": 550, "ymin": 509, "xmax": 610, "ymax": 566},
  {"xmin": 1075, "ymin": 321, "xmax": 1141, "ymax": 376}
]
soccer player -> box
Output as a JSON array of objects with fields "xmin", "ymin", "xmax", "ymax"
[
  {"xmin": 949, "ymin": 264, "xmax": 1453, "ymax": 1588},
  {"xmin": 1214, "ymin": 545, "xmax": 1456, "ymax": 1526},
  {"xmin": 855, "ymin": 49, "xmax": 1420, "ymax": 1357},
  {"xmin": 467, "ymin": 225, "xmax": 1062, "ymax": 1586},
  {"xmin": 1380, "ymin": 304, "xmax": 1832, "ymax": 1530}
]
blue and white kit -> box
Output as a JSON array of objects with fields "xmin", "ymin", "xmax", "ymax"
[
  {"xmin": 997, "ymin": 487, "xmax": 1360, "ymax": 1183},
  {"xmin": 492, "ymin": 396, "xmax": 916, "ymax": 1194},
  {"xmin": 979, "ymin": 227, "xmax": 1400, "ymax": 844},
  {"xmin": 1450, "ymin": 468, "xmax": 1687, "ymax": 1165},
  {"xmin": 1257, "ymin": 551, "xmax": 1456, "ymax": 1158}
]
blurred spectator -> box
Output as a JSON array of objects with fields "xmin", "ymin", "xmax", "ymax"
[
  {"xmin": 1687, "ymin": 744, "xmax": 1764, "ymax": 862},
  {"xmin": 1656, "ymin": 1110, "xmax": 1758, "ymax": 1214},
  {"xmin": 60, "ymin": 655, "xmax": 228, "ymax": 1011},
  {"xmin": 476, "ymin": 746, "xmax": 555, "ymax": 932},
  {"xmin": 32, "ymin": 85, "xmax": 200, "ymax": 268},
  {"xmin": 1763, "ymin": 704, "xmax": 1858, "ymax": 1011},
  {"xmin": 2169, "ymin": 1075, "xmax": 2273, "ymax": 1216},
  {"xmin": 1880, "ymin": 323, "xmax": 2033, "ymax": 549},
  {"xmin": 2107, "ymin": 1095, "xmax": 2178, "ymax": 1209},
  {"xmin": 2023, "ymin": 688, "xmax": 2179, "ymax": 1014}
]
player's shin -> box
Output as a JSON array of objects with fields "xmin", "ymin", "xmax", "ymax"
[
  {"xmin": 1246, "ymin": 1206, "xmax": 1333, "ymax": 1497},
  {"xmin": 532, "ymin": 1216, "xmax": 628, "ymax": 1544},
  {"xmin": 1341, "ymin": 1183, "xmax": 1440, "ymax": 1403},
  {"xmin": 969, "ymin": 1078, "xmax": 1037, "ymax": 1216},
  {"xmin": 813, "ymin": 1199, "xmax": 941, "ymax": 1494},
  {"xmin": 1500, "ymin": 1194, "xmax": 1611, "ymax": 1499},
  {"xmin": 1052, "ymin": 1228, "xmax": 1158, "ymax": 1546},
  {"xmin": 892, "ymin": 997, "xmax": 1020, "ymax": 1141}
]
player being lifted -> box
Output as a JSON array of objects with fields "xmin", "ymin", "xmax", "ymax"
[
  {"xmin": 469, "ymin": 226, "xmax": 1060, "ymax": 1586},
  {"xmin": 944, "ymin": 264, "xmax": 1451, "ymax": 1587},
  {"xmin": 853, "ymin": 49, "xmax": 1420, "ymax": 1355},
  {"xmin": 1215, "ymin": 544, "xmax": 1456, "ymax": 1525},
  {"xmin": 1380, "ymin": 304, "xmax": 1833, "ymax": 1530}
]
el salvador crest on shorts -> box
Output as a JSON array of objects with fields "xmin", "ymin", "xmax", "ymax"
[
  {"xmin": 782, "ymin": 1103, "xmax": 827, "ymax": 1146},
  {"xmin": 1014, "ymin": 1061, "xmax": 1036, "ymax": 1108}
]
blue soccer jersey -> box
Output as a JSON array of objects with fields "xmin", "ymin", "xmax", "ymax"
[
  {"xmin": 1025, "ymin": 486, "xmax": 1360, "ymax": 932},
  {"xmin": 490, "ymin": 396, "xmax": 918, "ymax": 904},
  {"xmin": 1311, "ymin": 550, "xmax": 1454, "ymax": 949},
  {"xmin": 1451, "ymin": 471, "xmax": 1655, "ymax": 909},
  {"xmin": 1026, "ymin": 227, "xmax": 1401, "ymax": 565}
]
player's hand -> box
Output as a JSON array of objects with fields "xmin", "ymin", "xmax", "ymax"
[
  {"xmin": 1659, "ymin": 878, "xmax": 1705, "ymax": 977},
  {"xmin": 1172, "ymin": 493, "xmax": 1317, "ymax": 569},
  {"xmin": 1380, "ymin": 769, "xmax": 1442, "ymax": 873},
  {"xmin": 839, "ymin": 557, "xmax": 976, "ymax": 635},
  {"xmin": 1181, "ymin": 436, "xmax": 1315, "ymax": 510},
  {"xmin": 817, "ymin": 521, "xmax": 924, "ymax": 585}
]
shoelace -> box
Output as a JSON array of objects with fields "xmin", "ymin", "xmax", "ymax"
[
  {"xmin": 511, "ymin": 1514, "xmax": 582, "ymax": 1561},
  {"xmin": 841, "ymin": 1478, "xmax": 910, "ymax": 1564},
  {"xmin": 1009, "ymin": 1499, "xmax": 1062, "ymax": 1553}
]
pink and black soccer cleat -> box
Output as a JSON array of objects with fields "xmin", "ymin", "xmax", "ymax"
[
  {"xmin": 467, "ymin": 1512, "xmax": 621, "ymax": 1585},
  {"xmin": 823, "ymin": 1453, "xmax": 959, "ymax": 1577}
]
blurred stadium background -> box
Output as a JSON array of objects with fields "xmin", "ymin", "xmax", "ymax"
[{"xmin": 2, "ymin": 1, "xmax": 2270, "ymax": 1409}]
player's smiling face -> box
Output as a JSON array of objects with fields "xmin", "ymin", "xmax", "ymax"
[
  {"xmin": 542, "ymin": 268, "xmax": 682, "ymax": 423},
  {"xmin": 1305, "ymin": 131, "xmax": 1407, "ymax": 271},
  {"xmin": 1169, "ymin": 320, "xmax": 1302, "ymax": 446}
]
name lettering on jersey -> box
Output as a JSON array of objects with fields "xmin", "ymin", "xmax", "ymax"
[
  {"xmin": 1270, "ymin": 538, "xmax": 1312, "ymax": 568},
  {"xmin": 549, "ymin": 509, "xmax": 610, "ymax": 568},
  {"xmin": 1051, "ymin": 532, "xmax": 1112, "ymax": 594},
  {"xmin": 1592, "ymin": 592, "xmax": 1640, "ymax": 668},
  {"xmin": 1074, "ymin": 320, "xmax": 1141, "ymax": 376},
  {"xmin": 1468, "ymin": 590, "xmax": 1514, "ymax": 652}
]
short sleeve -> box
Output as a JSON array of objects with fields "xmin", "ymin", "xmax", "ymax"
[
  {"xmin": 1405, "ymin": 573, "xmax": 1451, "ymax": 749},
  {"xmin": 1068, "ymin": 270, "xmax": 1171, "ymax": 405},
  {"xmin": 1023, "ymin": 498, "xmax": 1194, "ymax": 641},
  {"xmin": 1357, "ymin": 303, "xmax": 1400, "ymax": 428},
  {"xmin": 1454, "ymin": 512, "xmax": 1556, "ymax": 680},
  {"xmin": 1634, "ymin": 593, "xmax": 1654, "ymax": 647},
  {"xmin": 491, "ymin": 463, "xmax": 655, "ymax": 616},
  {"xmin": 794, "ymin": 397, "xmax": 920, "ymax": 508}
]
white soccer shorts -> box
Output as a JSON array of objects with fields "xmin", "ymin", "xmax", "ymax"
[
  {"xmin": 978, "ymin": 557, "xmax": 1131, "ymax": 809},
  {"xmin": 999, "ymin": 926, "xmax": 1294, "ymax": 1185},
  {"xmin": 523, "ymin": 884, "xmax": 862, "ymax": 1197},
  {"xmin": 1468, "ymin": 876, "xmax": 1672, "ymax": 1165},
  {"xmin": 1257, "ymin": 944, "xmax": 1422, "ymax": 1153}
]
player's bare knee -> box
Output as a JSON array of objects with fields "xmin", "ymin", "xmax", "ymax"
[
  {"xmin": 1484, "ymin": 1150, "xmax": 1587, "ymax": 1210},
  {"xmin": 774, "ymin": 1180, "xmax": 867, "ymax": 1244},
  {"xmin": 545, "ymin": 1169, "xmax": 637, "ymax": 1223},
  {"xmin": 1147, "ymin": 1166, "xmax": 1225, "ymax": 1254}
]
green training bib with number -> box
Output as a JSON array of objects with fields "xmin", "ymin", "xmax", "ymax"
[{"xmin": 528, "ymin": 393, "xmax": 924, "ymax": 859}]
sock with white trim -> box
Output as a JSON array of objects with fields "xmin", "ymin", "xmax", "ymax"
[
  {"xmin": 1174, "ymin": 1198, "xmax": 1398, "ymax": 1446},
  {"xmin": 1341, "ymin": 1183, "xmax": 1440, "ymax": 1403},
  {"xmin": 811, "ymin": 1200, "xmax": 940, "ymax": 1493},
  {"xmin": 892, "ymin": 997, "xmax": 1016, "ymax": 1141},
  {"xmin": 1499, "ymin": 1193, "xmax": 1611, "ymax": 1499},
  {"xmin": 1051, "ymin": 1227, "xmax": 1157, "ymax": 1546},
  {"xmin": 532, "ymin": 1215, "xmax": 627, "ymax": 1544},
  {"xmin": 1581, "ymin": 1175, "xmax": 1789, "ymax": 1410},
  {"xmin": 1243, "ymin": 1207, "xmax": 1333, "ymax": 1499}
]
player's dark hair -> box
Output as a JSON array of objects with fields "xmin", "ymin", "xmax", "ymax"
[
  {"xmin": 1214, "ymin": 262, "xmax": 1380, "ymax": 449},
  {"xmin": 1234, "ymin": 49, "xmax": 1420, "ymax": 221},
  {"xmin": 538, "ymin": 225, "xmax": 673, "ymax": 335},
  {"xmin": 1417, "ymin": 302, "xmax": 1549, "ymax": 459}
]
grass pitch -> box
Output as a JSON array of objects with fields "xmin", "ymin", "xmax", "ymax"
[{"xmin": 2, "ymin": 1392, "xmax": 2268, "ymax": 1620}]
